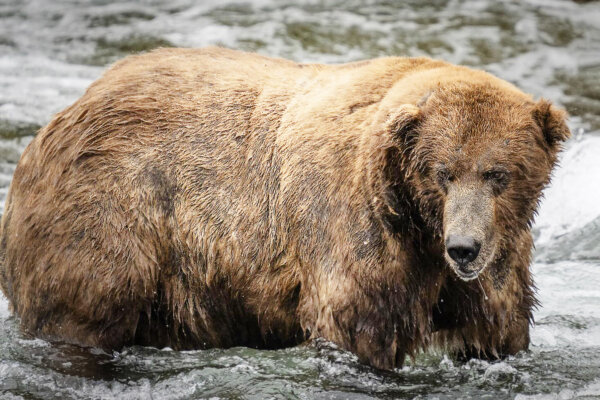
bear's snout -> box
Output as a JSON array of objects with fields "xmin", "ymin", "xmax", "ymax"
[
  {"xmin": 443, "ymin": 183, "xmax": 496, "ymax": 281},
  {"xmin": 446, "ymin": 235, "xmax": 481, "ymax": 268}
]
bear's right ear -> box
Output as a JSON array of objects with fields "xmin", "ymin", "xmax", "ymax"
[
  {"xmin": 384, "ymin": 104, "xmax": 422, "ymax": 146},
  {"xmin": 533, "ymin": 99, "xmax": 571, "ymax": 147}
]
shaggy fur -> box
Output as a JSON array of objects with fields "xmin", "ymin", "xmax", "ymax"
[{"xmin": 0, "ymin": 47, "xmax": 569, "ymax": 369}]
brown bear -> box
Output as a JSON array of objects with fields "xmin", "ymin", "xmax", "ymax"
[{"xmin": 0, "ymin": 47, "xmax": 569, "ymax": 370}]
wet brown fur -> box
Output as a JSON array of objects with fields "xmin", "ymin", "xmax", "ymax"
[{"xmin": 0, "ymin": 47, "xmax": 569, "ymax": 369}]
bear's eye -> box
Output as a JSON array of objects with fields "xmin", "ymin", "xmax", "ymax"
[
  {"xmin": 436, "ymin": 167, "xmax": 454, "ymax": 186},
  {"xmin": 483, "ymin": 169, "xmax": 509, "ymax": 187}
]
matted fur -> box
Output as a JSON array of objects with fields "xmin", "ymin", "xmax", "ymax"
[{"xmin": 0, "ymin": 47, "xmax": 569, "ymax": 369}]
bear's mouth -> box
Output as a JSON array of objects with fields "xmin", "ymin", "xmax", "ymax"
[{"xmin": 453, "ymin": 267, "xmax": 482, "ymax": 281}]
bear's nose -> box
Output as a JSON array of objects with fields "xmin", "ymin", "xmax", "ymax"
[{"xmin": 446, "ymin": 235, "xmax": 481, "ymax": 266}]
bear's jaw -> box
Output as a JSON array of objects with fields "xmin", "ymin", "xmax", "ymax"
[
  {"xmin": 454, "ymin": 269, "xmax": 479, "ymax": 281},
  {"xmin": 449, "ymin": 263, "xmax": 487, "ymax": 281}
]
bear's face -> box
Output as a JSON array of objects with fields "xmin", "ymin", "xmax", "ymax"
[{"xmin": 386, "ymin": 83, "xmax": 570, "ymax": 281}]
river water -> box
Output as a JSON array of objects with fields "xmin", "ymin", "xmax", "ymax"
[{"xmin": 0, "ymin": 0, "xmax": 599, "ymax": 399}]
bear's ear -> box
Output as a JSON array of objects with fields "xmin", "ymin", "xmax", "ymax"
[
  {"xmin": 384, "ymin": 104, "xmax": 422, "ymax": 145},
  {"xmin": 533, "ymin": 99, "xmax": 571, "ymax": 147}
]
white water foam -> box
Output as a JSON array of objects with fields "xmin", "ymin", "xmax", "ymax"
[
  {"xmin": 515, "ymin": 378, "xmax": 600, "ymax": 400},
  {"xmin": 534, "ymin": 134, "xmax": 600, "ymax": 247}
]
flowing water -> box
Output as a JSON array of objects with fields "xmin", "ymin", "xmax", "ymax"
[{"xmin": 0, "ymin": 0, "xmax": 599, "ymax": 398}]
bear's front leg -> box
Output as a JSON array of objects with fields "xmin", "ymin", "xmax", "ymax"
[
  {"xmin": 499, "ymin": 313, "xmax": 530, "ymax": 355},
  {"xmin": 301, "ymin": 275, "xmax": 420, "ymax": 370},
  {"xmin": 433, "ymin": 266, "xmax": 535, "ymax": 361},
  {"xmin": 317, "ymin": 304, "xmax": 407, "ymax": 370},
  {"xmin": 457, "ymin": 312, "xmax": 530, "ymax": 361}
]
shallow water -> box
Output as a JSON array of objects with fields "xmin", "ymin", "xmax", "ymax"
[{"xmin": 1, "ymin": 0, "xmax": 599, "ymax": 399}]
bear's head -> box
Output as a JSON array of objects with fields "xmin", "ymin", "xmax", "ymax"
[{"xmin": 379, "ymin": 81, "xmax": 570, "ymax": 281}]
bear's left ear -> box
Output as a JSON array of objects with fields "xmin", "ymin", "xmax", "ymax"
[
  {"xmin": 533, "ymin": 99, "xmax": 571, "ymax": 147},
  {"xmin": 384, "ymin": 104, "xmax": 422, "ymax": 146}
]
